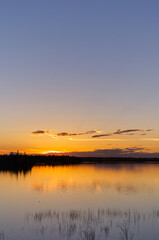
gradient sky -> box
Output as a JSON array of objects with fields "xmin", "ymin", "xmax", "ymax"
[{"xmin": 1, "ymin": 0, "xmax": 159, "ymax": 155}]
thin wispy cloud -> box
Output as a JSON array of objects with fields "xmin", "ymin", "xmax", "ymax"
[
  {"xmin": 114, "ymin": 129, "xmax": 141, "ymax": 134},
  {"xmin": 31, "ymin": 128, "xmax": 153, "ymax": 139},
  {"xmin": 91, "ymin": 134, "xmax": 112, "ymax": 138},
  {"xmin": 31, "ymin": 129, "xmax": 100, "ymax": 137},
  {"xmin": 142, "ymin": 138, "xmax": 159, "ymax": 141},
  {"xmin": 146, "ymin": 129, "xmax": 153, "ymax": 132},
  {"xmin": 56, "ymin": 130, "xmax": 99, "ymax": 137},
  {"xmin": 32, "ymin": 130, "xmax": 50, "ymax": 135},
  {"xmin": 92, "ymin": 129, "xmax": 153, "ymax": 138}
]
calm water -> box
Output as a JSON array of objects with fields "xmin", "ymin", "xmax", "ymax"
[{"xmin": 0, "ymin": 164, "xmax": 159, "ymax": 240}]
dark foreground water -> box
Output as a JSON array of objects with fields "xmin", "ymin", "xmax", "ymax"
[{"xmin": 0, "ymin": 164, "xmax": 159, "ymax": 240}]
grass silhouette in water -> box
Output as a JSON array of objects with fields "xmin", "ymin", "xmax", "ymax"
[
  {"xmin": 81, "ymin": 229, "xmax": 96, "ymax": 240},
  {"xmin": 119, "ymin": 219, "xmax": 134, "ymax": 240},
  {"xmin": 26, "ymin": 209, "xmax": 159, "ymax": 240},
  {"xmin": 0, "ymin": 232, "xmax": 5, "ymax": 240}
]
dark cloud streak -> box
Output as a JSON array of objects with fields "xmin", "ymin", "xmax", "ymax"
[
  {"xmin": 32, "ymin": 130, "xmax": 99, "ymax": 137},
  {"xmin": 32, "ymin": 128, "xmax": 153, "ymax": 138},
  {"xmin": 92, "ymin": 134, "xmax": 112, "ymax": 138},
  {"xmin": 32, "ymin": 130, "xmax": 50, "ymax": 135},
  {"xmin": 92, "ymin": 129, "xmax": 153, "ymax": 138},
  {"xmin": 114, "ymin": 129, "xmax": 141, "ymax": 134},
  {"xmin": 65, "ymin": 147, "xmax": 158, "ymax": 158}
]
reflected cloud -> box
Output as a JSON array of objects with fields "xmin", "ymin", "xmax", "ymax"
[
  {"xmin": 30, "ymin": 165, "xmax": 156, "ymax": 194},
  {"xmin": 31, "ymin": 179, "xmax": 150, "ymax": 194},
  {"xmin": 32, "ymin": 183, "xmax": 44, "ymax": 192}
]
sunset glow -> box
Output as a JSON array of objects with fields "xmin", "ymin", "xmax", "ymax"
[
  {"xmin": 0, "ymin": 1, "xmax": 159, "ymax": 157},
  {"xmin": 1, "ymin": 2, "xmax": 159, "ymax": 239}
]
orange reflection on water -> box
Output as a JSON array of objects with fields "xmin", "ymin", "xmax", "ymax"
[{"xmin": 30, "ymin": 164, "xmax": 159, "ymax": 194}]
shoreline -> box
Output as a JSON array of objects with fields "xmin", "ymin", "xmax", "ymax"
[{"xmin": 0, "ymin": 154, "xmax": 159, "ymax": 174}]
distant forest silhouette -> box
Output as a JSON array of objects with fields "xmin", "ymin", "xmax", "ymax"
[{"xmin": 0, "ymin": 153, "xmax": 159, "ymax": 174}]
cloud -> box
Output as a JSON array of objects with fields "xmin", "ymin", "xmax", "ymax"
[
  {"xmin": 63, "ymin": 147, "xmax": 159, "ymax": 158},
  {"xmin": 32, "ymin": 129, "xmax": 100, "ymax": 137},
  {"xmin": 123, "ymin": 147, "xmax": 145, "ymax": 153},
  {"xmin": 56, "ymin": 132, "xmax": 71, "ymax": 137},
  {"xmin": 55, "ymin": 130, "xmax": 100, "ymax": 137},
  {"xmin": 84, "ymin": 130, "xmax": 99, "ymax": 135},
  {"xmin": 31, "ymin": 128, "xmax": 153, "ymax": 139},
  {"xmin": 32, "ymin": 130, "xmax": 50, "ymax": 135},
  {"xmin": 92, "ymin": 134, "xmax": 112, "ymax": 138},
  {"xmin": 114, "ymin": 129, "xmax": 141, "ymax": 134},
  {"xmin": 92, "ymin": 129, "xmax": 153, "ymax": 138},
  {"xmin": 145, "ymin": 129, "xmax": 153, "ymax": 132}
]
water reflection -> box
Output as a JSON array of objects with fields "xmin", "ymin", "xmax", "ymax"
[
  {"xmin": 0, "ymin": 232, "xmax": 5, "ymax": 240},
  {"xmin": 25, "ymin": 208, "xmax": 159, "ymax": 240},
  {"xmin": 31, "ymin": 180, "xmax": 149, "ymax": 194},
  {"xmin": 119, "ymin": 219, "xmax": 134, "ymax": 240},
  {"xmin": 1, "ymin": 164, "xmax": 159, "ymax": 239},
  {"xmin": 29, "ymin": 164, "xmax": 157, "ymax": 194}
]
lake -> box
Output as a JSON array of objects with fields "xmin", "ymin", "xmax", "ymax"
[{"xmin": 0, "ymin": 163, "xmax": 159, "ymax": 240}]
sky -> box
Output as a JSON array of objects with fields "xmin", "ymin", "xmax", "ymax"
[{"xmin": 0, "ymin": 0, "xmax": 159, "ymax": 156}]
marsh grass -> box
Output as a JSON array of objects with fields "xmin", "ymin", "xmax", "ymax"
[
  {"xmin": 24, "ymin": 208, "xmax": 159, "ymax": 240},
  {"xmin": 0, "ymin": 232, "xmax": 5, "ymax": 240},
  {"xmin": 118, "ymin": 219, "xmax": 134, "ymax": 240}
]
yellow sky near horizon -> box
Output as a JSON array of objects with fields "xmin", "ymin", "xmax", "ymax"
[{"xmin": 0, "ymin": 127, "xmax": 159, "ymax": 155}]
